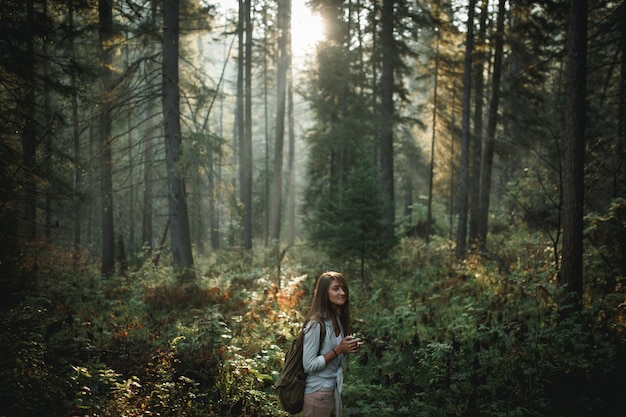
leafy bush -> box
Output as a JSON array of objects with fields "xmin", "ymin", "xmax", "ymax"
[
  {"xmin": 2, "ymin": 230, "xmax": 625, "ymax": 417},
  {"xmin": 342, "ymin": 234, "xmax": 626, "ymax": 417}
]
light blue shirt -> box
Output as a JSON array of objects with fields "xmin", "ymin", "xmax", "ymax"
[{"xmin": 302, "ymin": 317, "xmax": 344, "ymax": 394}]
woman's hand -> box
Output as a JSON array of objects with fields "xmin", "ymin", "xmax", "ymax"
[{"xmin": 338, "ymin": 335, "xmax": 363, "ymax": 354}]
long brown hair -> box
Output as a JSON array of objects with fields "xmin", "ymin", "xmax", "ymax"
[{"xmin": 303, "ymin": 271, "xmax": 351, "ymax": 336}]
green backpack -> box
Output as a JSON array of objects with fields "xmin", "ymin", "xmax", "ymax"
[{"xmin": 275, "ymin": 322, "xmax": 326, "ymax": 414}]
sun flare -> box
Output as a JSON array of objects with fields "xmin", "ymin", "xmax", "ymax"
[
  {"xmin": 291, "ymin": 3, "xmax": 326, "ymax": 58},
  {"xmin": 214, "ymin": 1, "xmax": 325, "ymax": 59}
]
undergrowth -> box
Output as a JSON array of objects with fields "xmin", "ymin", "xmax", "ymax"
[{"xmin": 1, "ymin": 231, "xmax": 625, "ymax": 416}]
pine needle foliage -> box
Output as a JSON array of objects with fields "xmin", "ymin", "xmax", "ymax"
[{"xmin": 306, "ymin": 161, "xmax": 397, "ymax": 277}]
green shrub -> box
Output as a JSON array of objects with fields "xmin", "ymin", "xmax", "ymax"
[{"xmin": 2, "ymin": 238, "xmax": 625, "ymax": 417}]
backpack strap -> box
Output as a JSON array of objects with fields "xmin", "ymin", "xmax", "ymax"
[
  {"xmin": 318, "ymin": 320, "xmax": 326, "ymax": 354},
  {"xmin": 305, "ymin": 319, "xmax": 327, "ymax": 355}
]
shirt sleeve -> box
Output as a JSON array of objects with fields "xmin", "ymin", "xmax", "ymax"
[{"xmin": 302, "ymin": 321, "xmax": 327, "ymax": 373}]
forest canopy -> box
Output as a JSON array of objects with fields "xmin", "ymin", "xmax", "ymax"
[{"xmin": 1, "ymin": 0, "xmax": 625, "ymax": 416}]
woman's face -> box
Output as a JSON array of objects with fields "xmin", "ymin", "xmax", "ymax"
[{"xmin": 327, "ymin": 279, "xmax": 347, "ymax": 309}]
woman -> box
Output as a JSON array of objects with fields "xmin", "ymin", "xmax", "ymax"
[{"xmin": 302, "ymin": 271, "xmax": 362, "ymax": 417}]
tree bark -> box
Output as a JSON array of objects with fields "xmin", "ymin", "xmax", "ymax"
[
  {"xmin": 270, "ymin": 0, "xmax": 290, "ymax": 244},
  {"xmin": 140, "ymin": 1, "xmax": 158, "ymax": 254},
  {"xmin": 560, "ymin": 0, "xmax": 587, "ymax": 306},
  {"xmin": 263, "ymin": 4, "xmax": 270, "ymax": 249},
  {"xmin": 449, "ymin": 81, "xmax": 458, "ymax": 241},
  {"xmin": 42, "ymin": 0, "xmax": 53, "ymax": 241},
  {"xmin": 456, "ymin": 0, "xmax": 477, "ymax": 258},
  {"xmin": 162, "ymin": 0, "xmax": 195, "ymax": 281},
  {"xmin": 21, "ymin": 0, "xmax": 37, "ymax": 242},
  {"xmin": 468, "ymin": 0, "xmax": 489, "ymax": 247},
  {"xmin": 286, "ymin": 66, "xmax": 296, "ymax": 247},
  {"xmin": 619, "ymin": 2, "xmax": 626, "ymax": 277},
  {"xmin": 125, "ymin": 44, "xmax": 134, "ymax": 252},
  {"xmin": 426, "ymin": 29, "xmax": 440, "ymax": 245},
  {"xmin": 238, "ymin": 0, "xmax": 253, "ymax": 253},
  {"xmin": 380, "ymin": 0, "xmax": 396, "ymax": 233},
  {"xmin": 99, "ymin": 0, "xmax": 115, "ymax": 277},
  {"xmin": 69, "ymin": 0, "xmax": 82, "ymax": 255},
  {"xmin": 475, "ymin": 0, "xmax": 506, "ymax": 249}
]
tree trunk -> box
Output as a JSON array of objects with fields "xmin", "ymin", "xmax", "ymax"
[
  {"xmin": 380, "ymin": 0, "xmax": 395, "ymax": 233},
  {"xmin": 209, "ymin": 23, "xmax": 231, "ymax": 251},
  {"xmin": 619, "ymin": 3, "xmax": 626, "ymax": 277},
  {"xmin": 270, "ymin": 0, "xmax": 291, "ymax": 282},
  {"xmin": 142, "ymin": 50, "xmax": 156, "ymax": 254},
  {"xmin": 449, "ymin": 81, "xmax": 458, "ymax": 241},
  {"xmin": 87, "ymin": 124, "xmax": 95, "ymax": 246},
  {"xmin": 235, "ymin": 0, "xmax": 244, "ymax": 247},
  {"xmin": 238, "ymin": 0, "xmax": 253, "ymax": 253},
  {"xmin": 245, "ymin": 0, "xmax": 253, "ymax": 249},
  {"xmin": 468, "ymin": 0, "xmax": 489, "ymax": 247},
  {"xmin": 270, "ymin": 0, "xmax": 290, "ymax": 244},
  {"xmin": 21, "ymin": 0, "xmax": 37, "ymax": 242},
  {"xmin": 42, "ymin": 0, "xmax": 53, "ymax": 241},
  {"xmin": 475, "ymin": 0, "xmax": 506, "ymax": 249},
  {"xmin": 263, "ymin": 5, "xmax": 270, "ymax": 249},
  {"xmin": 162, "ymin": 0, "xmax": 195, "ymax": 281},
  {"xmin": 456, "ymin": 0, "xmax": 477, "ymax": 259},
  {"xmin": 125, "ymin": 44, "xmax": 135, "ymax": 252},
  {"xmin": 208, "ymin": 146, "xmax": 220, "ymax": 251},
  {"xmin": 142, "ymin": 0, "xmax": 158, "ymax": 255},
  {"xmin": 69, "ymin": 0, "xmax": 82, "ymax": 254},
  {"xmin": 426, "ymin": 29, "xmax": 440, "ymax": 245},
  {"xmin": 286, "ymin": 24, "xmax": 296, "ymax": 247},
  {"xmin": 560, "ymin": 0, "xmax": 587, "ymax": 306},
  {"xmin": 99, "ymin": 0, "xmax": 115, "ymax": 277},
  {"xmin": 142, "ymin": 116, "xmax": 155, "ymax": 253}
]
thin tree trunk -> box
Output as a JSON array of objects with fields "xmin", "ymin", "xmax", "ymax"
[
  {"xmin": 619, "ymin": 3, "xmax": 626, "ymax": 277},
  {"xmin": 270, "ymin": 0, "xmax": 291, "ymax": 281},
  {"xmin": 87, "ymin": 124, "xmax": 95, "ymax": 246},
  {"xmin": 142, "ymin": 93, "xmax": 155, "ymax": 252},
  {"xmin": 43, "ymin": 0, "xmax": 53, "ymax": 241},
  {"xmin": 286, "ymin": 30, "xmax": 296, "ymax": 247},
  {"xmin": 99, "ymin": 0, "xmax": 115, "ymax": 277},
  {"xmin": 70, "ymin": 0, "xmax": 82, "ymax": 255},
  {"xmin": 142, "ymin": 129, "xmax": 155, "ymax": 252},
  {"xmin": 208, "ymin": 155, "xmax": 220, "ymax": 250},
  {"xmin": 371, "ymin": 0, "xmax": 379, "ymax": 191},
  {"xmin": 245, "ymin": 0, "xmax": 253, "ymax": 248},
  {"xmin": 209, "ymin": 23, "xmax": 233, "ymax": 251},
  {"xmin": 263, "ymin": 3, "xmax": 270, "ymax": 249},
  {"xmin": 238, "ymin": 0, "xmax": 253, "ymax": 253},
  {"xmin": 426, "ymin": 29, "xmax": 440, "ymax": 245},
  {"xmin": 142, "ymin": 0, "xmax": 158, "ymax": 254},
  {"xmin": 163, "ymin": 0, "xmax": 195, "ymax": 281},
  {"xmin": 380, "ymin": 0, "xmax": 395, "ymax": 233},
  {"xmin": 214, "ymin": 31, "xmax": 226, "ymax": 251},
  {"xmin": 235, "ymin": 0, "xmax": 244, "ymax": 248},
  {"xmin": 152, "ymin": 218, "xmax": 170, "ymax": 266},
  {"xmin": 456, "ymin": 0, "xmax": 477, "ymax": 259},
  {"xmin": 560, "ymin": 0, "xmax": 587, "ymax": 306},
  {"xmin": 125, "ymin": 39, "xmax": 134, "ymax": 252},
  {"xmin": 449, "ymin": 81, "xmax": 457, "ymax": 241},
  {"xmin": 468, "ymin": 0, "xmax": 489, "ymax": 246},
  {"xmin": 22, "ymin": 0, "xmax": 37, "ymax": 242},
  {"xmin": 475, "ymin": 0, "xmax": 506, "ymax": 249}
]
